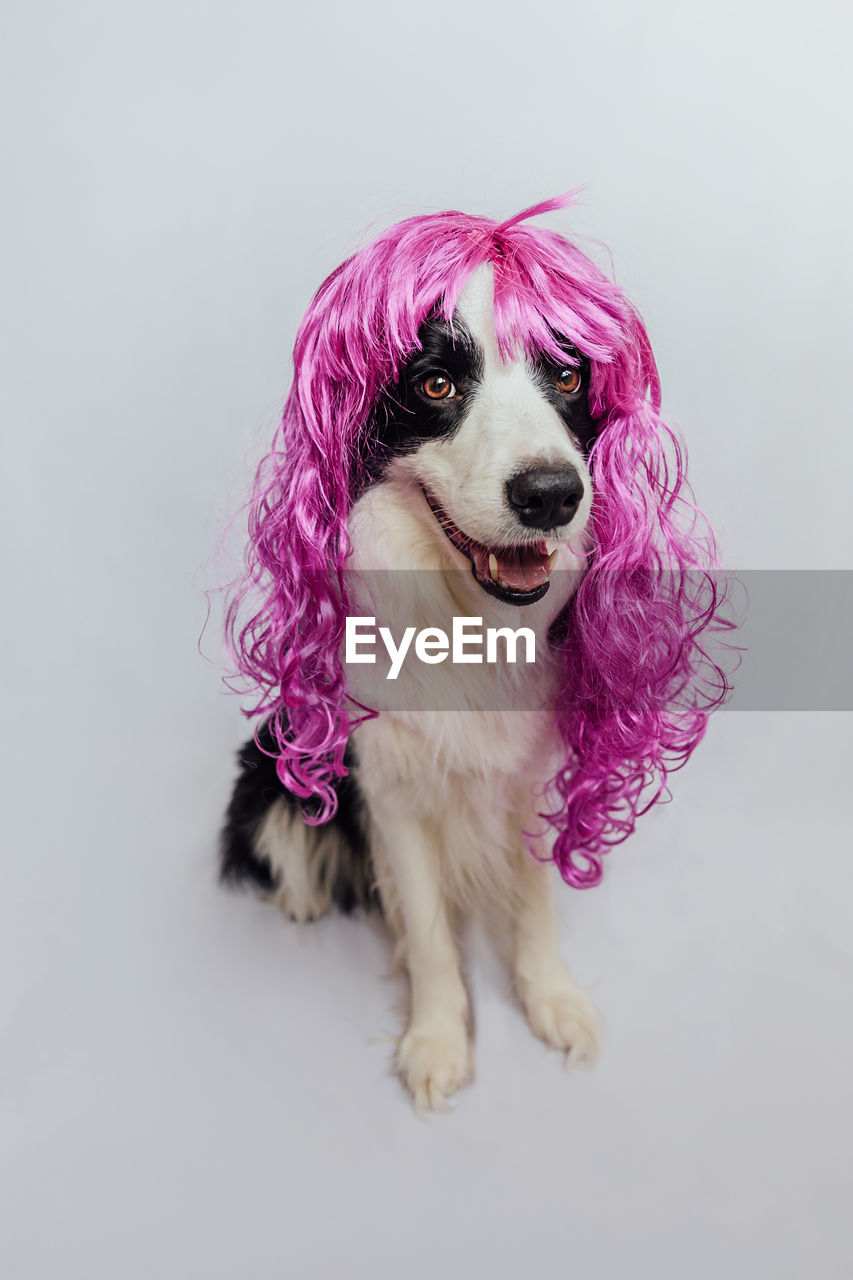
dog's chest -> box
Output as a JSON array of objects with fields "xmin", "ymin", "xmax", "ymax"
[{"xmin": 354, "ymin": 706, "xmax": 562, "ymax": 800}]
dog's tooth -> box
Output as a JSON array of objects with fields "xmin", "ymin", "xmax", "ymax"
[
  {"xmin": 488, "ymin": 553, "xmax": 499, "ymax": 581},
  {"xmin": 548, "ymin": 549, "xmax": 559, "ymax": 573}
]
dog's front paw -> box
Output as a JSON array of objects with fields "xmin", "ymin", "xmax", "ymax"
[
  {"xmin": 396, "ymin": 1019, "xmax": 472, "ymax": 1112},
  {"xmin": 521, "ymin": 978, "xmax": 601, "ymax": 1068}
]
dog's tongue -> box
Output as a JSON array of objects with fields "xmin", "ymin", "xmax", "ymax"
[{"xmin": 470, "ymin": 539, "xmax": 551, "ymax": 592}]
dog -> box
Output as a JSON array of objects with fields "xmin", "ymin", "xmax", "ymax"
[{"xmin": 219, "ymin": 193, "xmax": 729, "ymax": 1109}]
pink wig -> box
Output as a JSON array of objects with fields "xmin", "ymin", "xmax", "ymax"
[{"xmin": 225, "ymin": 193, "xmax": 732, "ymax": 887}]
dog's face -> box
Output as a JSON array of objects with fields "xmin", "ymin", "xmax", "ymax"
[{"xmin": 368, "ymin": 264, "xmax": 597, "ymax": 606}]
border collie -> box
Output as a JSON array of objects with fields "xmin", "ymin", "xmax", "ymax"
[{"xmin": 219, "ymin": 193, "xmax": 729, "ymax": 1110}]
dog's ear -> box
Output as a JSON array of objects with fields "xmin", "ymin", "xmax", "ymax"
[{"xmin": 545, "ymin": 340, "xmax": 735, "ymax": 887}]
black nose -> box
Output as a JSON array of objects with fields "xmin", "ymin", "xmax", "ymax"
[{"xmin": 506, "ymin": 466, "xmax": 585, "ymax": 530}]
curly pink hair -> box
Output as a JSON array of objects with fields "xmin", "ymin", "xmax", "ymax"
[{"xmin": 225, "ymin": 193, "xmax": 732, "ymax": 887}]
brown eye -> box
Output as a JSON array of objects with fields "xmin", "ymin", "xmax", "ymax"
[
  {"xmin": 422, "ymin": 373, "xmax": 455, "ymax": 400},
  {"xmin": 556, "ymin": 367, "xmax": 581, "ymax": 394}
]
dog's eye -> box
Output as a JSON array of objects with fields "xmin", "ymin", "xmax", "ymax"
[
  {"xmin": 422, "ymin": 373, "xmax": 456, "ymax": 400},
  {"xmin": 556, "ymin": 367, "xmax": 581, "ymax": 394}
]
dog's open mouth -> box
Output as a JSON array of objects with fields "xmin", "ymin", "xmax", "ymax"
[{"xmin": 423, "ymin": 490, "xmax": 554, "ymax": 606}]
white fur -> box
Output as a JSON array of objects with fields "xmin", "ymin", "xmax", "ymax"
[
  {"xmin": 355, "ymin": 266, "xmax": 599, "ymax": 1106},
  {"xmin": 255, "ymin": 801, "xmax": 334, "ymax": 922}
]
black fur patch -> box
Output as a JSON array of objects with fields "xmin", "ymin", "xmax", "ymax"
[
  {"xmin": 529, "ymin": 346, "xmax": 598, "ymax": 455},
  {"xmin": 363, "ymin": 315, "xmax": 484, "ymax": 477},
  {"xmin": 219, "ymin": 721, "xmax": 378, "ymax": 915}
]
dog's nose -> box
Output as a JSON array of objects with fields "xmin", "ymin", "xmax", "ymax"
[{"xmin": 506, "ymin": 466, "xmax": 585, "ymax": 530}]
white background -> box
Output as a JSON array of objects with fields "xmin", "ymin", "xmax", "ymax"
[{"xmin": 2, "ymin": 2, "xmax": 852, "ymax": 1277}]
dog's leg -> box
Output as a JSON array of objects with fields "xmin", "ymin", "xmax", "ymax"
[
  {"xmin": 509, "ymin": 847, "xmax": 601, "ymax": 1067},
  {"xmin": 370, "ymin": 808, "xmax": 471, "ymax": 1110}
]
